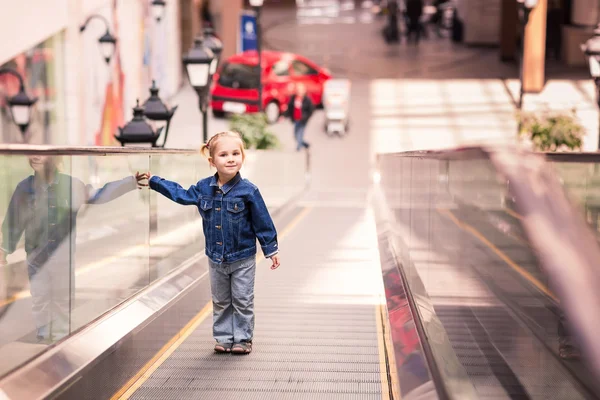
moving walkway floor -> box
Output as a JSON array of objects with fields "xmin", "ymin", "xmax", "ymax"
[
  {"xmin": 58, "ymin": 201, "xmax": 600, "ymax": 400},
  {"xmin": 395, "ymin": 204, "xmax": 600, "ymax": 399},
  {"xmin": 119, "ymin": 206, "xmax": 390, "ymax": 400}
]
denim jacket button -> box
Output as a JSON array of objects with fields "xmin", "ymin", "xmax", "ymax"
[
  {"xmin": 217, "ymin": 242, "xmax": 222, "ymax": 245},
  {"xmin": 216, "ymin": 225, "xmax": 221, "ymax": 229},
  {"xmin": 216, "ymin": 207, "xmax": 221, "ymax": 211}
]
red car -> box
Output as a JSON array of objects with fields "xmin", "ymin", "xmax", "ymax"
[{"xmin": 210, "ymin": 50, "xmax": 331, "ymax": 124}]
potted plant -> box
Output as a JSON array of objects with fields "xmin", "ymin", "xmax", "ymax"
[
  {"xmin": 229, "ymin": 113, "xmax": 279, "ymax": 150},
  {"xmin": 518, "ymin": 108, "xmax": 584, "ymax": 152}
]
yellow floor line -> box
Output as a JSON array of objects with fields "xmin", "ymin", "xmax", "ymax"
[
  {"xmin": 279, "ymin": 206, "xmax": 312, "ymax": 238},
  {"xmin": 382, "ymin": 306, "xmax": 401, "ymax": 400},
  {"xmin": 437, "ymin": 208, "xmax": 559, "ymax": 303},
  {"xmin": 504, "ymin": 207, "xmax": 523, "ymax": 220},
  {"xmin": 114, "ymin": 206, "xmax": 312, "ymax": 399},
  {"xmin": 111, "ymin": 302, "xmax": 213, "ymax": 400},
  {"xmin": 376, "ymin": 304, "xmax": 392, "ymax": 400}
]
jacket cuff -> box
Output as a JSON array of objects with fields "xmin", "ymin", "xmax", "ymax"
[
  {"xmin": 265, "ymin": 250, "xmax": 279, "ymax": 258},
  {"xmin": 149, "ymin": 175, "xmax": 162, "ymax": 190},
  {"xmin": 262, "ymin": 242, "xmax": 279, "ymax": 258}
]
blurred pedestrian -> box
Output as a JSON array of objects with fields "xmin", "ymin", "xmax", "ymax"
[
  {"xmin": 405, "ymin": 0, "xmax": 423, "ymax": 44},
  {"xmin": 383, "ymin": 0, "xmax": 400, "ymax": 43},
  {"xmin": 286, "ymin": 83, "xmax": 314, "ymax": 151}
]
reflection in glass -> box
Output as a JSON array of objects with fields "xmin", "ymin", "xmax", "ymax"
[{"xmin": 0, "ymin": 155, "xmax": 139, "ymax": 343}]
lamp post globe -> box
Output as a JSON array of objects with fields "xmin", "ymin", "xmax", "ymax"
[
  {"xmin": 115, "ymin": 99, "xmax": 163, "ymax": 147},
  {"xmin": 182, "ymin": 36, "xmax": 215, "ymax": 143},
  {"xmin": 0, "ymin": 68, "xmax": 38, "ymax": 134},
  {"xmin": 98, "ymin": 31, "xmax": 117, "ymax": 64},
  {"xmin": 182, "ymin": 36, "xmax": 215, "ymax": 94},
  {"xmin": 8, "ymin": 89, "xmax": 38, "ymax": 134},
  {"xmin": 80, "ymin": 15, "xmax": 118, "ymax": 64},
  {"xmin": 142, "ymin": 80, "xmax": 178, "ymax": 148},
  {"xmin": 151, "ymin": 0, "xmax": 167, "ymax": 22},
  {"xmin": 582, "ymin": 25, "xmax": 600, "ymax": 80},
  {"xmin": 204, "ymin": 27, "xmax": 223, "ymax": 74},
  {"xmin": 249, "ymin": 0, "xmax": 264, "ymax": 6}
]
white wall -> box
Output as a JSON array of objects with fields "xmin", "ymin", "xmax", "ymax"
[
  {"xmin": 0, "ymin": 0, "xmax": 182, "ymax": 145},
  {"xmin": 0, "ymin": 0, "xmax": 69, "ymax": 65}
]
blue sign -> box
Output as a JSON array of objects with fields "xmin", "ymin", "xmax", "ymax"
[{"xmin": 239, "ymin": 12, "xmax": 257, "ymax": 52}]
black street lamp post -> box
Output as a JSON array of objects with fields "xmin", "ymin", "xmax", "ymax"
[
  {"xmin": 151, "ymin": 0, "xmax": 167, "ymax": 22},
  {"xmin": 204, "ymin": 27, "xmax": 223, "ymax": 75},
  {"xmin": 581, "ymin": 23, "xmax": 600, "ymax": 150},
  {"xmin": 250, "ymin": 0, "xmax": 264, "ymax": 112},
  {"xmin": 516, "ymin": 0, "xmax": 539, "ymax": 110},
  {"xmin": 80, "ymin": 14, "xmax": 118, "ymax": 64},
  {"xmin": 142, "ymin": 80, "xmax": 178, "ymax": 148},
  {"xmin": 0, "ymin": 67, "xmax": 38, "ymax": 135},
  {"xmin": 182, "ymin": 36, "xmax": 215, "ymax": 143},
  {"xmin": 115, "ymin": 99, "xmax": 163, "ymax": 147}
]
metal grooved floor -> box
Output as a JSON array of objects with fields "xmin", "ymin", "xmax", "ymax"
[{"xmin": 131, "ymin": 207, "xmax": 386, "ymax": 400}]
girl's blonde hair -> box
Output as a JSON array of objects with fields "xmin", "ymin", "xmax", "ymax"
[{"xmin": 200, "ymin": 131, "xmax": 246, "ymax": 160}]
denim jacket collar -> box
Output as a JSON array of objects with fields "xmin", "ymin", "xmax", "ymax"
[{"xmin": 209, "ymin": 172, "xmax": 242, "ymax": 195}]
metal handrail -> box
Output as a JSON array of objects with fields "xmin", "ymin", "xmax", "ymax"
[
  {"xmin": 0, "ymin": 144, "xmax": 198, "ymax": 155},
  {"xmin": 377, "ymin": 145, "xmax": 600, "ymax": 390},
  {"xmin": 375, "ymin": 147, "xmax": 600, "ymax": 162}
]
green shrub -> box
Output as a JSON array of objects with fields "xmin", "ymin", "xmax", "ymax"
[
  {"xmin": 229, "ymin": 113, "xmax": 279, "ymax": 150},
  {"xmin": 518, "ymin": 109, "xmax": 584, "ymax": 152}
]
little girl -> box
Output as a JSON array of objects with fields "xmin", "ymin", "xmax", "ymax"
[{"xmin": 148, "ymin": 131, "xmax": 280, "ymax": 354}]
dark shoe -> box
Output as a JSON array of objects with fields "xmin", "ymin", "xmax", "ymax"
[
  {"xmin": 231, "ymin": 341, "xmax": 252, "ymax": 354},
  {"xmin": 214, "ymin": 342, "xmax": 232, "ymax": 353},
  {"xmin": 304, "ymin": 142, "xmax": 310, "ymax": 149}
]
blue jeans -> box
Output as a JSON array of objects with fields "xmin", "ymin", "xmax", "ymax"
[
  {"xmin": 208, "ymin": 255, "xmax": 256, "ymax": 344},
  {"xmin": 294, "ymin": 122, "xmax": 309, "ymax": 151}
]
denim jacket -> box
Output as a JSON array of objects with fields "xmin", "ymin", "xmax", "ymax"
[{"xmin": 149, "ymin": 172, "xmax": 278, "ymax": 264}]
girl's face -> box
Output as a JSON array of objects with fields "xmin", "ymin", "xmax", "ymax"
[
  {"xmin": 209, "ymin": 136, "xmax": 244, "ymax": 181},
  {"xmin": 28, "ymin": 155, "xmax": 54, "ymax": 172}
]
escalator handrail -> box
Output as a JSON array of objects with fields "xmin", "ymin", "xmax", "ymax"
[
  {"xmin": 378, "ymin": 145, "xmax": 600, "ymax": 387},
  {"xmin": 0, "ymin": 144, "xmax": 197, "ymax": 155}
]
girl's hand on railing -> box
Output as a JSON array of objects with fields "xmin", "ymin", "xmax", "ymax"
[{"xmin": 135, "ymin": 172, "xmax": 150, "ymax": 189}]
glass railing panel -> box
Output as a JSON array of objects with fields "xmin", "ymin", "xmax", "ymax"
[
  {"xmin": 241, "ymin": 151, "xmax": 307, "ymax": 209},
  {"xmin": 551, "ymin": 161, "xmax": 600, "ymax": 233},
  {"xmin": 0, "ymin": 155, "xmax": 82, "ymax": 376},
  {"xmin": 149, "ymin": 153, "xmax": 209, "ymax": 278},
  {"xmin": 0, "ymin": 147, "xmax": 308, "ymax": 381},
  {"xmin": 69, "ymin": 154, "xmax": 151, "ymax": 333},
  {"xmin": 377, "ymin": 151, "xmax": 600, "ymax": 399}
]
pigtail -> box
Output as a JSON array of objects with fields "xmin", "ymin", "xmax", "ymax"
[{"xmin": 200, "ymin": 143, "xmax": 210, "ymax": 159}]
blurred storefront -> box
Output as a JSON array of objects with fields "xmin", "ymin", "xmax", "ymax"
[{"xmin": 0, "ymin": 33, "xmax": 66, "ymax": 145}]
